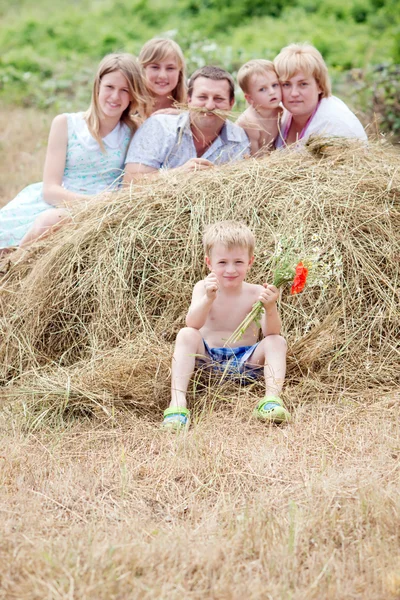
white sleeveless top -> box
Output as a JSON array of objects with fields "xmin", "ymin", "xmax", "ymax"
[
  {"xmin": 0, "ymin": 112, "xmax": 132, "ymax": 248},
  {"xmin": 62, "ymin": 112, "xmax": 132, "ymax": 193}
]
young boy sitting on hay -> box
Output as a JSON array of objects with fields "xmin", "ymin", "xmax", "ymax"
[{"xmin": 163, "ymin": 220, "xmax": 290, "ymax": 430}]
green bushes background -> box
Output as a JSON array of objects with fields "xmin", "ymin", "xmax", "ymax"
[{"xmin": 0, "ymin": 0, "xmax": 399, "ymax": 137}]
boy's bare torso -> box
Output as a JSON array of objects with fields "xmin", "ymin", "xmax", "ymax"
[
  {"xmin": 196, "ymin": 280, "xmax": 264, "ymax": 348},
  {"xmin": 237, "ymin": 106, "xmax": 281, "ymax": 154}
]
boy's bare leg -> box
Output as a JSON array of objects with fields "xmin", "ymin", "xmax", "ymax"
[
  {"xmin": 248, "ymin": 335, "xmax": 290, "ymax": 423},
  {"xmin": 248, "ymin": 334, "xmax": 287, "ymax": 397},
  {"xmin": 170, "ymin": 327, "xmax": 206, "ymax": 409}
]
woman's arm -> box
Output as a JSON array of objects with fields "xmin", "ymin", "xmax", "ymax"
[{"xmin": 42, "ymin": 115, "xmax": 90, "ymax": 207}]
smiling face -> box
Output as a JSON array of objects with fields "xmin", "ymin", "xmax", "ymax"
[
  {"xmin": 144, "ymin": 54, "xmax": 180, "ymax": 98},
  {"xmin": 188, "ymin": 76, "xmax": 234, "ymax": 133},
  {"xmin": 245, "ymin": 71, "xmax": 282, "ymax": 110},
  {"xmin": 281, "ymin": 70, "xmax": 322, "ymax": 120},
  {"xmin": 206, "ymin": 243, "xmax": 254, "ymax": 289},
  {"xmin": 98, "ymin": 70, "xmax": 131, "ymax": 119}
]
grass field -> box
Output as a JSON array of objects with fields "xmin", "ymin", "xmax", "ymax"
[
  {"xmin": 1, "ymin": 109, "xmax": 400, "ymax": 599},
  {"xmin": 0, "ymin": 107, "xmax": 51, "ymax": 208},
  {"xmin": 1, "ymin": 391, "xmax": 399, "ymax": 599}
]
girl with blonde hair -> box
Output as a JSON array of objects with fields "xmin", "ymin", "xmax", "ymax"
[
  {"xmin": 139, "ymin": 38, "xmax": 187, "ymax": 113},
  {"xmin": 274, "ymin": 43, "xmax": 367, "ymax": 146},
  {"xmin": 0, "ymin": 53, "xmax": 150, "ymax": 249}
]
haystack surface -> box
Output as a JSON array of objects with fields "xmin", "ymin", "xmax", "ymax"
[{"xmin": 1, "ymin": 138, "xmax": 399, "ymax": 419}]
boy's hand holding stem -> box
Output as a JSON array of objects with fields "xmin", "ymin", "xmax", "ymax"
[
  {"xmin": 259, "ymin": 283, "xmax": 281, "ymax": 336},
  {"xmin": 224, "ymin": 282, "xmax": 280, "ymax": 347},
  {"xmin": 224, "ymin": 259, "xmax": 309, "ymax": 346},
  {"xmin": 259, "ymin": 283, "xmax": 279, "ymax": 309}
]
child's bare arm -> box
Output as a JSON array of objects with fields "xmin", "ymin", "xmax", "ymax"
[
  {"xmin": 237, "ymin": 114, "xmax": 260, "ymax": 156},
  {"xmin": 259, "ymin": 284, "xmax": 282, "ymax": 336},
  {"xmin": 185, "ymin": 273, "xmax": 219, "ymax": 329}
]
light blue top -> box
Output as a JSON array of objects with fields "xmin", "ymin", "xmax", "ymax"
[
  {"xmin": 60, "ymin": 112, "xmax": 132, "ymax": 193},
  {"xmin": 0, "ymin": 112, "xmax": 132, "ymax": 248},
  {"xmin": 125, "ymin": 112, "xmax": 250, "ymax": 169}
]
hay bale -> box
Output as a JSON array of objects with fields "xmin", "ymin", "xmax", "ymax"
[{"xmin": 1, "ymin": 138, "xmax": 399, "ymax": 416}]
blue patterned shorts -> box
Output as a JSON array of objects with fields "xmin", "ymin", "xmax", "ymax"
[{"xmin": 196, "ymin": 340, "xmax": 263, "ymax": 383}]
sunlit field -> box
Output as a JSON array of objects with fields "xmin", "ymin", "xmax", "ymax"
[
  {"xmin": 0, "ymin": 107, "xmax": 51, "ymax": 208},
  {"xmin": 1, "ymin": 105, "xmax": 399, "ymax": 599}
]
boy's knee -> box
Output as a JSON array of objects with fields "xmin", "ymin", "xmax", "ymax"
[
  {"xmin": 176, "ymin": 327, "xmax": 202, "ymax": 345},
  {"xmin": 264, "ymin": 334, "xmax": 287, "ymax": 351}
]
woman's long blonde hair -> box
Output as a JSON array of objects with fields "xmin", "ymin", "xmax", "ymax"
[
  {"xmin": 139, "ymin": 38, "xmax": 187, "ymax": 105},
  {"xmin": 85, "ymin": 53, "xmax": 150, "ymax": 148}
]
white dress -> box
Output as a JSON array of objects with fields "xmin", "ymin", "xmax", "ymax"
[
  {"xmin": 276, "ymin": 96, "xmax": 367, "ymax": 148},
  {"xmin": 0, "ymin": 112, "xmax": 131, "ymax": 248}
]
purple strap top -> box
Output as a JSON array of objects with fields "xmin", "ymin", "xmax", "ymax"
[{"xmin": 276, "ymin": 100, "xmax": 321, "ymax": 148}]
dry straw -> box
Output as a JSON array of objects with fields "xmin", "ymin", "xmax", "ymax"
[{"xmin": 0, "ymin": 137, "xmax": 399, "ymax": 420}]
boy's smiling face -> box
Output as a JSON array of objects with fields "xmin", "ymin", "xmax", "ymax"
[{"xmin": 206, "ymin": 243, "xmax": 254, "ymax": 288}]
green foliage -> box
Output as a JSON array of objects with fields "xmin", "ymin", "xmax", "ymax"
[
  {"xmin": 178, "ymin": 0, "xmax": 296, "ymax": 31},
  {"xmin": 358, "ymin": 64, "xmax": 400, "ymax": 139}
]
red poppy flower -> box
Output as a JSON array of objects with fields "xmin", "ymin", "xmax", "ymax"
[{"xmin": 290, "ymin": 262, "xmax": 308, "ymax": 295}]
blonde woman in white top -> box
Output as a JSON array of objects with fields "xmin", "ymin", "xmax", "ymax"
[{"xmin": 274, "ymin": 43, "xmax": 367, "ymax": 147}]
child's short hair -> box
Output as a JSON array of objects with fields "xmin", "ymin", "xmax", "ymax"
[
  {"xmin": 203, "ymin": 221, "xmax": 255, "ymax": 257},
  {"xmin": 139, "ymin": 38, "xmax": 187, "ymax": 104},
  {"xmin": 237, "ymin": 59, "xmax": 277, "ymax": 95},
  {"xmin": 274, "ymin": 43, "xmax": 331, "ymax": 98}
]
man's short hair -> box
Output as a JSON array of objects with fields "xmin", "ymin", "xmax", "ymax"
[
  {"xmin": 188, "ymin": 66, "xmax": 235, "ymax": 102},
  {"xmin": 203, "ymin": 221, "xmax": 255, "ymax": 257},
  {"xmin": 274, "ymin": 43, "xmax": 331, "ymax": 98},
  {"xmin": 237, "ymin": 59, "xmax": 277, "ymax": 95}
]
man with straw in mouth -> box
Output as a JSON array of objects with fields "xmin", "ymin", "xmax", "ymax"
[
  {"xmin": 123, "ymin": 66, "xmax": 249, "ymax": 182},
  {"xmin": 162, "ymin": 220, "xmax": 290, "ymax": 431}
]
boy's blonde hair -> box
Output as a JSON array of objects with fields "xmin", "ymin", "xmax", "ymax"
[
  {"xmin": 274, "ymin": 43, "xmax": 331, "ymax": 98},
  {"xmin": 237, "ymin": 59, "xmax": 277, "ymax": 95},
  {"xmin": 85, "ymin": 53, "xmax": 150, "ymax": 150},
  {"xmin": 139, "ymin": 38, "xmax": 187, "ymax": 104},
  {"xmin": 203, "ymin": 221, "xmax": 255, "ymax": 257}
]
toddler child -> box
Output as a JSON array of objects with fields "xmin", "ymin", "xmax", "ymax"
[
  {"xmin": 163, "ymin": 220, "xmax": 290, "ymax": 430},
  {"xmin": 236, "ymin": 59, "xmax": 282, "ymax": 155}
]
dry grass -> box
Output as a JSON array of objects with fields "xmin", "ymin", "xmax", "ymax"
[
  {"xmin": 0, "ymin": 136, "xmax": 399, "ymax": 411},
  {"xmin": 1, "ymin": 108, "xmax": 400, "ymax": 598},
  {"xmin": 1, "ymin": 395, "xmax": 399, "ymax": 599},
  {"xmin": 0, "ymin": 107, "xmax": 51, "ymax": 208}
]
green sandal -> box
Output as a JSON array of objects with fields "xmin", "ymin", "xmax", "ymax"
[
  {"xmin": 253, "ymin": 396, "xmax": 291, "ymax": 424},
  {"xmin": 162, "ymin": 407, "xmax": 190, "ymax": 431}
]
